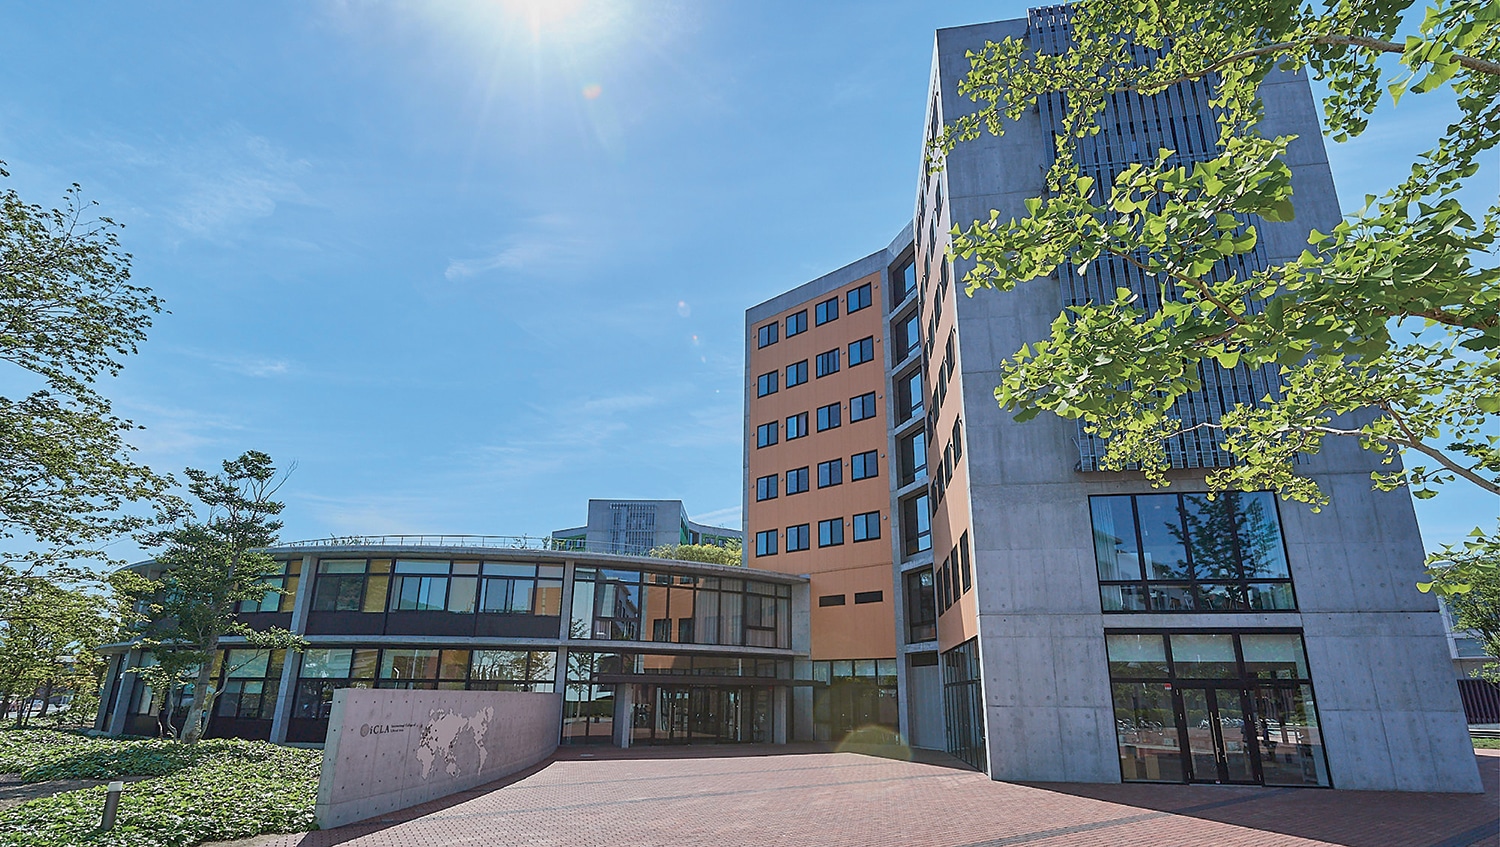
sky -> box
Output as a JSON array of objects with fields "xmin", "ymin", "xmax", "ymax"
[{"xmin": 0, "ymin": 0, "xmax": 1493, "ymax": 564}]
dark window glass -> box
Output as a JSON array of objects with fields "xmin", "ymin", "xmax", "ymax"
[
  {"xmin": 755, "ymin": 474, "xmax": 778, "ymax": 501},
  {"xmin": 816, "ymin": 349, "xmax": 840, "ymax": 377},
  {"xmin": 787, "ymin": 524, "xmax": 810, "ymax": 552},
  {"xmin": 1169, "ymin": 633, "xmax": 1237, "ymax": 678},
  {"xmin": 854, "ymin": 591, "xmax": 883, "ymax": 604},
  {"xmin": 905, "ymin": 569, "xmax": 936, "ymax": 642},
  {"xmin": 757, "ymin": 371, "xmax": 778, "ymax": 397},
  {"xmin": 902, "ymin": 494, "xmax": 930, "ymax": 555},
  {"xmin": 1106, "ymin": 633, "xmax": 1169, "ymax": 678},
  {"xmin": 896, "ymin": 369, "xmax": 924, "ymax": 423},
  {"xmin": 818, "ymin": 519, "xmax": 844, "ymax": 547},
  {"xmin": 786, "ymin": 360, "xmax": 808, "ymax": 387},
  {"xmin": 817, "ymin": 402, "xmax": 841, "ymax": 432},
  {"xmin": 786, "ymin": 467, "xmax": 809, "ymax": 495},
  {"xmin": 757, "ymin": 322, "xmax": 778, "ymax": 348},
  {"xmin": 817, "ymin": 459, "xmax": 842, "ymax": 488},
  {"xmin": 786, "ymin": 412, "xmax": 808, "ymax": 440},
  {"xmin": 847, "ymin": 283, "xmax": 872, "ymax": 313},
  {"xmin": 852, "ymin": 511, "xmax": 881, "ymax": 542},
  {"xmin": 756, "ymin": 421, "xmax": 778, "ymax": 448},
  {"xmin": 815, "ymin": 297, "xmax": 839, "ymax": 325},
  {"xmin": 960, "ymin": 531, "xmax": 972, "ymax": 592},
  {"xmin": 850, "ymin": 392, "xmax": 877, "ymax": 422},
  {"xmin": 897, "ymin": 261, "xmax": 917, "ymax": 302},
  {"xmin": 1137, "ymin": 494, "xmax": 1190, "ymax": 580},
  {"xmin": 895, "ymin": 312, "xmax": 920, "ymax": 363},
  {"xmin": 952, "ymin": 418, "xmax": 963, "ymax": 462},
  {"xmin": 819, "ymin": 594, "xmax": 846, "ymax": 607},
  {"xmin": 755, "ymin": 530, "xmax": 777, "ymax": 557},
  {"xmin": 898, "ymin": 430, "xmax": 927, "ymax": 486},
  {"xmin": 849, "ymin": 336, "xmax": 875, "ymax": 366},
  {"xmin": 851, "ymin": 450, "xmax": 879, "ymax": 481},
  {"xmin": 786, "ymin": 310, "xmax": 807, "ymax": 336}
]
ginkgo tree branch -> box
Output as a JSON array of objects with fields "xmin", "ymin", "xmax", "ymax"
[{"xmin": 1142, "ymin": 33, "xmax": 1500, "ymax": 90}]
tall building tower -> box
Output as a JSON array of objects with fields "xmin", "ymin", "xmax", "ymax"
[{"xmin": 744, "ymin": 7, "xmax": 1480, "ymax": 792}]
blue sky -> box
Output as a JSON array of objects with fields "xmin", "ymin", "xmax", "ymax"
[{"xmin": 0, "ymin": 1, "xmax": 1492, "ymax": 563}]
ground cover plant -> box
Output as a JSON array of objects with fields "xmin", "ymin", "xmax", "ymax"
[{"xmin": 0, "ymin": 728, "xmax": 318, "ymax": 847}]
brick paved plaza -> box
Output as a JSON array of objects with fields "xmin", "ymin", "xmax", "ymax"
[{"xmin": 239, "ymin": 746, "xmax": 1499, "ymax": 847}]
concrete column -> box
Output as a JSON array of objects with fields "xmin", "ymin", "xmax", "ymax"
[
  {"xmin": 613, "ymin": 683, "xmax": 633, "ymax": 748},
  {"xmin": 94, "ymin": 654, "xmax": 124, "ymax": 732},
  {"xmin": 773, "ymin": 686, "xmax": 788, "ymax": 744},
  {"xmin": 270, "ymin": 553, "xmax": 316, "ymax": 744}
]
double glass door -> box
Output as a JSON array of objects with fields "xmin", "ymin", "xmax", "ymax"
[
  {"xmin": 1177, "ymin": 685, "xmax": 1256, "ymax": 784},
  {"xmin": 632, "ymin": 684, "xmax": 773, "ymax": 744}
]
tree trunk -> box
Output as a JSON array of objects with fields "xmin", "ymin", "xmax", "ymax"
[
  {"xmin": 36, "ymin": 680, "xmax": 52, "ymax": 720},
  {"xmin": 179, "ymin": 641, "xmax": 217, "ymax": 745}
]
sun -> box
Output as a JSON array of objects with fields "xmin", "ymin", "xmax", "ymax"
[{"xmin": 498, "ymin": 0, "xmax": 588, "ymax": 41}]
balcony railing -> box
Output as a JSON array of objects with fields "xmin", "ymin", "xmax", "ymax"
[{"xmin": 270, "ymin": 534, "xmax": 707, "ymax": 558}]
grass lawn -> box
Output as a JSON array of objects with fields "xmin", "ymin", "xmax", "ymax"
[
  {"xmin": 1474, "ymin": 736, "xmax": 1500, "ymax": 749},
  {"xmin": 0, "ymin": 728, "xmax": 318, "ymax": 847}
]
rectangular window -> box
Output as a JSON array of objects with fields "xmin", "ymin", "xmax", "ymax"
[
  {"xmin": 787, "ymin": 524, "xmax": 810, "ymax": 552},
  {"xmin": 818, "ymin": 518, "xmax": 844, "ymax": 547},
  {"xmin": 755, "ymin": 530, "xmax": 778, "ymax": 557},
  {"xmin": 755, "ymin": 474, "xmax": 778, "ymax": 501},
  {"xmin": 849, "ymin": 336, "xmax": 874, "ymax": 366},
  {"xmin": 906, "ymin": 569, "xmax": 937, "ymax": 642},
  {"xmin": 816, "ymin": 348, "xmax": 840, "ymax": 377},
  {"xmin": 757, "ymin": 371, "xmax": 778, "ymax": 397},
  {"xmin": 851, "ymin": 450, "xmax": 878, "ymax": 481},
  {"xmin": 786, "ymin": 310, "xmax": 807, "ymax": 337},
  {"xmin": 816, "ymin": 402, "xmax": 841, "ymax": 432},
  {"xmin": 756, "ymin": 421, "xmax": 778, "ymax": 448},
  {"xmin": 895, "ymin": 260, "xmax": 917, "ymax": 303},
  {"xmin": 902, "ymin": 494, "xmax": 931, "ymax": 555},
  {"xmin": 852, "ymin": 511, "xmax": 881, "ymax": 542},
  {"xmin": 960, "ymin": 531, "xmax": 972, "ymax": 593},
  {"xmin": 898, "ymin": 430, "xmax": 927, "ymax": 486},
  {"xmin": 896, "ymin": 369, "xmax": 924, "ymax": 423},
  {"xmin": 850, "ymin": 392, "xmax": 877, "ymax": 422},
  {"xmin": 847, "ymin": 282, "xmax": 872, "ymax": 313},
  {"xmin": 854, "ymin": 590, "xmax": 883, "ymax": 604},
  {"xmin": 1090, "ymin": 492, "xmax": 1295, "ymax": 613},
  {"xmin": 815, "ymin": 296, "xmax": 839, "ymax": 325},
  {"xmin": 786, "ymin": 360, "xmax": 808, "ymax": 387},
  {"xmin": 952, "ymin": 418, "xmax": 963, "ymax": 462},
  {"xmin": 786, "ymin": 412, "xmax": 808, "ymax": 440},
  {"xmin": 786, "ymin": 467, "xmax": 809, "ymax": 495},
  {"xmin": 894, "ymin": 312, "xmax": 920, "ymax": 363},
  {"xmin": 819, "ymin": 594, "xmax": 846, "ymax": 607},
  {"xmin": 817, "ymin": 459, "xmax": 842, "ymax": 488},
  {"xmin": 757, "ymin": 322, "xmax": 778, "ymax": 348}
]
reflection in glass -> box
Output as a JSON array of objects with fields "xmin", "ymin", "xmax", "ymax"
[
  {"xmin": 1251, "ymin": 684, "xmax": 1329, "ymax": 786},
  {"xmin": 1240, "ymin": 634, "xmax": 1308, "ymax": 680},
  {"xmin": 1170, "ymin": 634, "xmax": 1237, "ymax": 678},
  {"xmin": 1137, "ymin": 495, "xmax": 1189, "ymax": 580},
  {"xmin": 1237, "ymin": 492, "xmax": 1291, "ymax": 578},
  {"xmin": 1091, "ymin": 496, "xmax": 1142, "ymax": 581},
  {"xmin": 1106, "ymin": 634, "xmax": 1168, "ymax": 678},
  {"xmin": 1113, "ymin": 682, "xmax": 1184, "ymax": 782}
]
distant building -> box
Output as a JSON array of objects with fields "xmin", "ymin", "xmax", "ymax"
[{"xmin": 550, "ymin": 499, "xmax": 741, "ymax": 555}]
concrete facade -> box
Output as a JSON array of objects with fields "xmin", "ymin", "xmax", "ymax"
[
  {"xmin": 315, "ymin": 688, "xmax": 560, "ymax": 829},
  {"xmin": 551, "ymin": 499, "xmax": 741, "ymax": 554}
]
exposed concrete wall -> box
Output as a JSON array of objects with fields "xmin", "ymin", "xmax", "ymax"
[{"xmin": 315, "ymin": 689, "xmax": 560, "ymax": 829}]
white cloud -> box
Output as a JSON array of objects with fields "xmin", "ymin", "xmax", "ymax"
[
  {"xmin": 177, "ymin": 347, "xmax": 296, "ymax": 378},
  {"xmin": 443, "ymin": 214, "xmax": 594, "ymax": 280},
  {"xmin": 690, "ymin": 505, "xmax": 741, "ymax": 529}
]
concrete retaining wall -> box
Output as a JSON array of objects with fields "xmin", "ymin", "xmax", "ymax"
[{"xmin": 315, "ymin": 689, "xmax": 561, "ymax": 829}]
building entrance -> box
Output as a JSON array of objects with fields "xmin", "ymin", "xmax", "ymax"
[
  {"xmin": 1177, "ymin": 685, "xmax": 1256, "ymax": 784},
  {"xmin": 631, "ymin": 684, "xmax": 773, "ymax": 745}
]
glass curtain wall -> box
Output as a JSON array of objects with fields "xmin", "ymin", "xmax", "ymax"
[
  {"xmin": 572, "ymin": 568, "xmax": 791, "ymax": 649},
  {"xmin": 942, "ymin": 638, "xmax": 986, "ymax": 770},
  {"xmin": 809, "ymin": 659, "xmax": 899, "ymax": 742},
  {"xmin": 1106, "ymin": 631, "xmax": 1329, "ymax": 786}
]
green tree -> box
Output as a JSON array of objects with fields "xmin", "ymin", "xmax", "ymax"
[
  {"xmin": 130, "ymin": 451, "xmax": 303, "ymax": 744},
  {"xmin": 933, "ymin": 1, "xmax": 1497, "ymax": 577},
  {"xmin": 1423, "ymin": 528, "xmax": 1500, "ymax": 680},
  {"xmin": 0, "ymin": 165, "xmax": 169, "ymax": 576},
  {"xmin": 647, "ymin": 541, "xmax": 744, "ymax": 567},
  {"xmin": 0, "ymin": 574, "xmax": 114, "ymax": 727}
]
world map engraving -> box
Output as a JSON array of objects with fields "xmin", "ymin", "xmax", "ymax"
[{"xmin": 415, "ymin": 706, "xmax": 494, "ymax": 780}]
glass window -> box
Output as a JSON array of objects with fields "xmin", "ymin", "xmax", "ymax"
[
  {"xmin": 380, "ymin": 649, "xmax": 441, "ymax": 683},
  {"xmin": 1137, "ymin": 495, "xmax": 1190, "ymax": 580},
  {"xmin": 756, "ymin": 421, "xmax": 778, "ymax": 448},
  {"xmin": 1240, "ymin": 634, "xmax": 1309, "ymax": 680},
  {"xmin": 850, "ymin": 392, "xmax": 877, "ymax": 422},
  {"xmin": 757, "ymin": 371, "xmax": 778, "ymax": 397},
  {"xmin": 1106, "ymin": 634, "xmax": 1169, "ymax": 678},
  {"xmin": 755, "ymin": 530, "xmax": 777, "ymax": 557},
  {"xmin": 906, "ymin": 570, "xmax": 936, "ymax": 642},
  {"xmin": 817, "ymin": 459, "xmax": 842, "ymax": 488},
  {"xmin": 894, "ymin": 312, "xmax": 920, "ymax": 362},
  {"xmin": 756, "ymin": 474, "xmax": 778, "ymax": 501},
  {"xmin": 851, "ymin": 450, "xmax": 878, "ymax": 480},
  {"xmin": 847, "ymin": 282, "xmax": 872, "ymax": 313},
  {"xmin": 959, "ymin": 531, "xmax": 972, "ymax": 593},
  {"xmin": 818, "ymin": 518, "xmax": 844, "ymax": 547},
  {"xmin": 1169, "ymin": 633, "xmax": 1237, "ymax": 678},
  {"xmin": 849, "ymin": 336, "xmax": 874, "ymax": 366},
  {"xmin": 1236, "ymin": 492, "xmax": 1290, "ymax": 579},
  {"xmin": 1092, "ymin": 496, "xmax": 1143, "ymax": 582},
  {"xmin": 898, "ymin": 430, "xmax": 927, "ymax": 486},
  {"xmin": 854, "ymin": 591, "xmax": 882, "ymax": 604},
  {"xmin": 300, "ymin": 648, "xmax": 354, "ymax": 679},
  {"xmin": 786, "ymin": 310, "xmax": 807, "ymax": 336},
  {"xmin": 853, "ymin": 510, "xmax": 881, "ymax": 542},
  {"xmin": 815, "ymin": 296, "xmax": 839, "ymax": 325},
  {"xmin": 786, "ymin": 524, "xmax": 810, "ymax": 552},
  {"xmin": 896, "ymin": 369, "xmax": 924, "ymax": 423},
  {"xmin": 816, "ymin": 349, "xmax": 840, "ymax": 377},
  {"xmin": 1251, "ymin": 684, "xmax": 1329, "ymax": 786},
  {"xmin": 1113, "ymin": 682, "xmax": 1187, "ymax": 782},
  {"xmin": 757, "ymin": 322, "xmax": 778, "ymax": 348},
  {"xmin": 817, "ymin": 402, "xmax": 841, "ymax": 432},
  {"xmin": 901, "ymin": 494, "xmax": 930, "ymax": 555},
  {"xmin": 786, "ymin": 412, "xmax": 808, "ymax": 440},
  {"xmin": 786, "ymin": 466, "xmax": 809, "ymax": 495},
  {"xmin": 895, "ymin": 261, "xmax": 917, "ymax": 302}
]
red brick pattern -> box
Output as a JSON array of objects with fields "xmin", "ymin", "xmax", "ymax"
[{"xmin": 236, "ymin": 747, "xmax": 1499, "ymax": 847}]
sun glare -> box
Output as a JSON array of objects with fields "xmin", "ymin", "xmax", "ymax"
[{"xmin": 499, "ymin": 0, "xmax": 588, "ymax": 41}]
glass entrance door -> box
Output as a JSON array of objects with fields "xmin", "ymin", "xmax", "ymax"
[{"xmin": 1178, "ymin": 686, "xmax": 1258, "ymax": 784}]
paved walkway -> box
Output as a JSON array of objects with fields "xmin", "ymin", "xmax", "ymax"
[{"xmin": 239, "ymin": 746, "xmax": 1499, "ymax": 847}]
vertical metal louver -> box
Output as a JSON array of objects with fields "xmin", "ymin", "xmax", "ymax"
[
  {"xmin": 1028, "ymin": 6, "xmax": 1284, "ymax": 471},
  {"xmin": 609, "ymin": 503, "xmax": 657, "ymax": 554}
]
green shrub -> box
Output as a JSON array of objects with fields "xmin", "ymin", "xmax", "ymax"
[{"xmin": 0, "ymin": 730, "xmax": 319, "ymax": 847}]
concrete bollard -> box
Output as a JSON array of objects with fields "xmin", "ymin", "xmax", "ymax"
[{"xmin": 100, "ymin": 781, "xmax": 123, "ymax": 831}]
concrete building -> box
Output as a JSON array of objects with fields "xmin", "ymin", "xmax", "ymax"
[
  {"xmin": 742, "ymin": 8, "xmax": 1479, "ymax": 791},
  {"xmin": 551, "ymin": 499, "xmax": 741, "ymax": 555}
]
